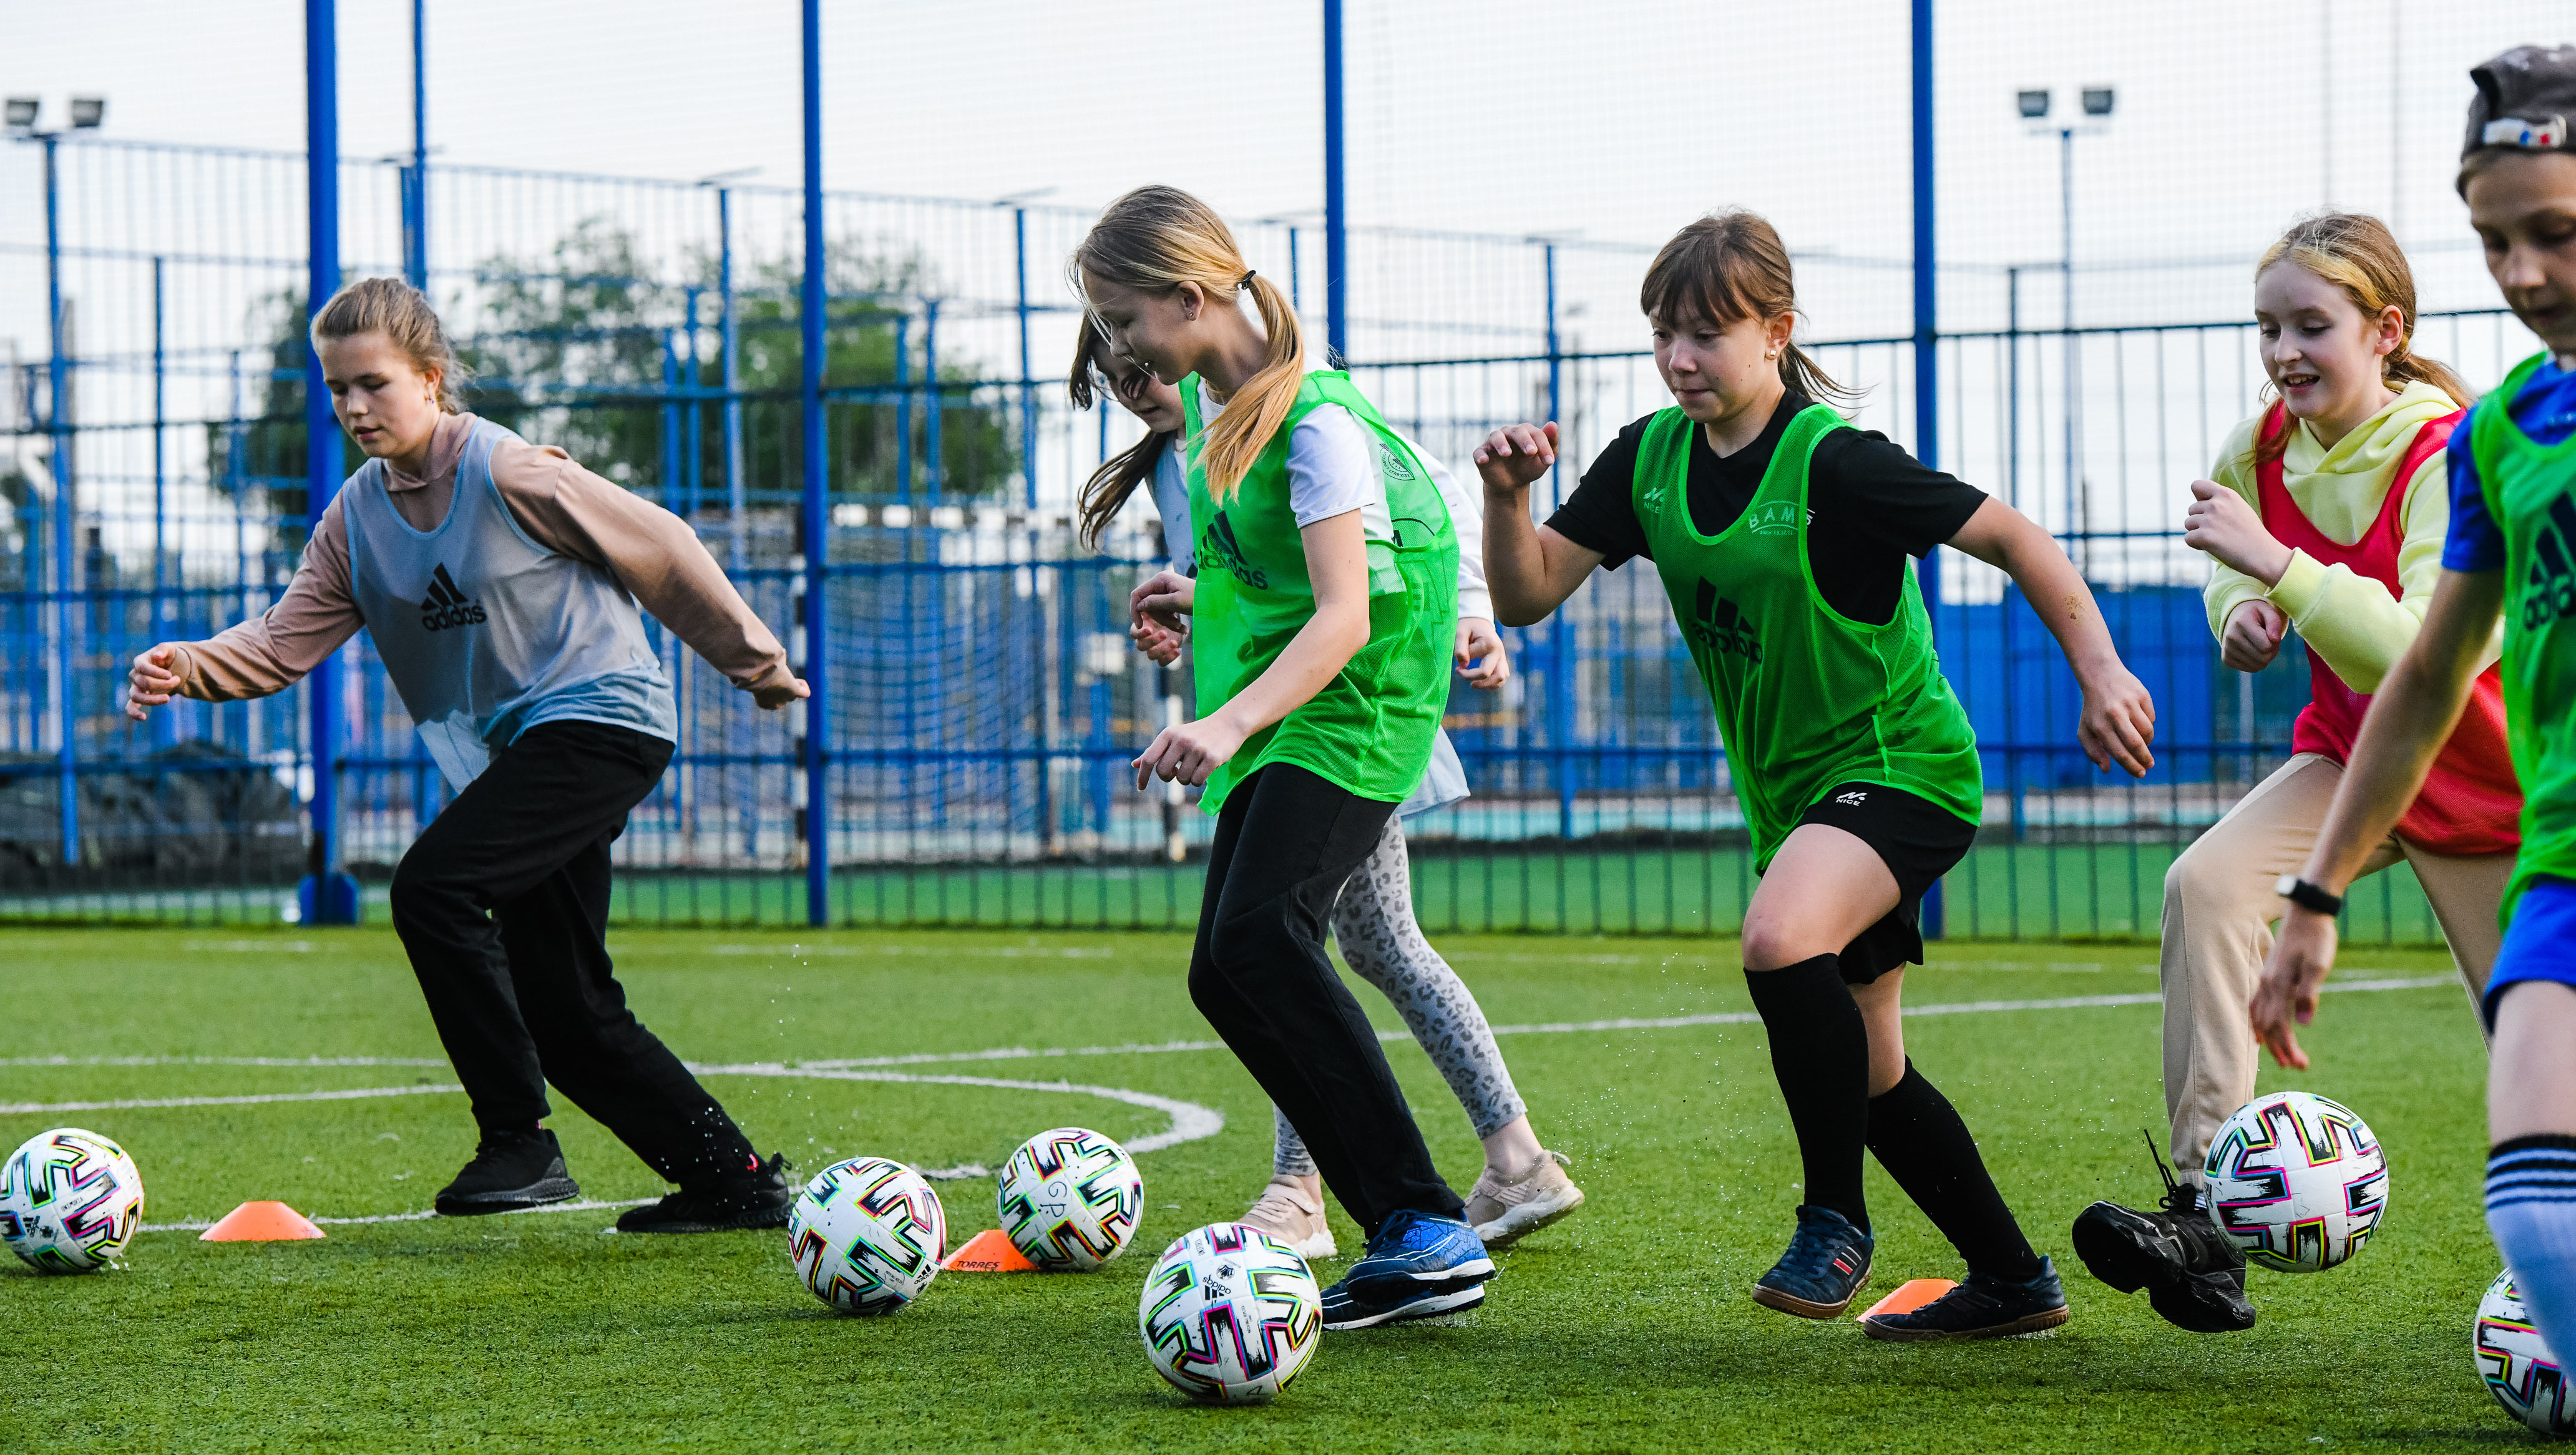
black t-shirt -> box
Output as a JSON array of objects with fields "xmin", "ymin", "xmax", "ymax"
[{"xmin": 1546, "ymin": 392, "xmax": 1988, "ymax": 626}]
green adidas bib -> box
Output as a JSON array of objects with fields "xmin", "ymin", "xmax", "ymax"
[
  {"xmin": 2471, "ymin": 352, "xmax": 2576, "ymax": 920},
  {"xmin": 1179, "ymin": 369, "xmax": 1460, "ymax": 814},
  {"xmin": 1634, "ymin": 403, "xmax": 1981, "ymax": 869}
]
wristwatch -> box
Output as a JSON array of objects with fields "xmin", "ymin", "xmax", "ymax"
[{"xmin": 2275, "ymin": 875, "xmax": 2345, "ymax": 917}]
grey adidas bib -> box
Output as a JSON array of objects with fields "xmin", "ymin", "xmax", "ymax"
[{"xmin": 343, "ymin": 416, "xmax": 677, "ymax": 790}]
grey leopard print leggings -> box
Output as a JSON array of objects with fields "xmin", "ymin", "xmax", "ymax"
[{"xmin": 1273, "ymin": 815, "xmax": 1526, "ymax": 1176}]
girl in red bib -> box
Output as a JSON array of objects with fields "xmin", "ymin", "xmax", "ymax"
[{"xmin": 2075, "ymin": 213, "xmax": 2518, "ymax": 1333}]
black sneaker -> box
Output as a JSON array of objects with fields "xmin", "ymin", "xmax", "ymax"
[
  {"xmin": 1861, "ymin": 1255, "xmax": 2072, "ymax": 1341},
  {"xmin": 434, "ymin": 1129, "xmax": 580, "ymax": 1216},
  {"xmin": 2071, "ymin": 1136, "xmax": 2256, "ymax": 1334},
  {"xmin": 1752, "ymin": 1205, "xmax": 1875, "ymax": 1319},
  {"xmin": 615, "ymin": 1153, "xmax": 795, "ymax": 1234}
]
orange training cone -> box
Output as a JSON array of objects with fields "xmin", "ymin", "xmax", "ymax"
[
  {"xmin": 199, "ymin": 1201, "xmax": 328, "ymax": 1242},
  {"xmin": 940, "ymin": 1228, "xmax": 1035, "ymax": 1272},
  {"xmin": 1858, "ymin": 1278, "xmax": 1954, "ymax": 1320}
]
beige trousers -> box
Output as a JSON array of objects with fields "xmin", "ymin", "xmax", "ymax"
[{"xmin": 2160, "ymin": 752, "xmax": 2510, "ymax": 1181}]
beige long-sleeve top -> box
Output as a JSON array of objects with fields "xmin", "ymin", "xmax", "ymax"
[
  {"xmin": 2202, "ymin": 380, "xmax": 2504, "ymax": 694},
  {"xmin": 171, "ymin": 411, "xmax": 794, "ymax": 703}
]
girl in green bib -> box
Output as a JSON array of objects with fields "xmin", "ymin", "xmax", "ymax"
[
  {"xmin": 1478, "ymin": 209, "xmax": 2158, "ymax": 1340},
  {"xmin": 1074, "ymin": 185, "xmax": 1498, "ymax": 1331}
]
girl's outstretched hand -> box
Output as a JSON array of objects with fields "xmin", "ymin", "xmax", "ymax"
[
  {"xmin": 1473, "ymin": 422, "xmax": 1558, "ymax": 494},
  {"xmin": 2183, "ymin": 479, "xmax": 2293, "ymax": 585},
  {"xmin": 2251, "ymin": 906, "xmax": 2339, "ymax": 1071},
  {"xmin": 1455, "ymin": 616, "xmax": 1510, "ymax": 689},
  {"xmin": 125, "ymin": 645, "xmax": 182, "ymax": 721},
  {"xmin": 1133, "ymin": 714, "xmax": 1246, "ymax": 790},
  {"xmin": 2077, "ymin": 664, "xmax": 2158, "ymax": 777}
]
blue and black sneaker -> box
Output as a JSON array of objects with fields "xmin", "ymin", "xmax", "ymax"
[
  {"xmin": 1319, "ymin": 1273, "xmax": 1487, "ymax": 1331},
  {"xmin": 1342, "ymin": 1209, "xmax": 1497, "ymax": 1303},
  {"xmin": 1751, "ymin": 1204, "xmax": 1875, "ymax": 1319},
  {"xmin": 1861, "ymin": 1255, "xmax": 2071, "ymax": 1341}
]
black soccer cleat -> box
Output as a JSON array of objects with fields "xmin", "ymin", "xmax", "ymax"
[
  {"xmin": 435, "ymin": 1128, "xmax": 581, "ymax": 1216},
  {"xmin": 2071, "ymin": 1133, "xmax": 2256, "ymax": 1334},
  {"xmin": 615, "ymin": 1152, "xmax": 796, "ymax": 1234},
  {"xmin": 1861, "ymin": 1255, "xmax": 2072, "ymax": 1341}
]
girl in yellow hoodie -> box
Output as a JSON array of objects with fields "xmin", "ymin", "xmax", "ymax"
[{"xmin": 2073, "ymin": 213, "xmax": 2519, "ymax": 1335}]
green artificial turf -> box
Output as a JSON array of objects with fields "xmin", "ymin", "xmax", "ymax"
[{"xmin": 0, "ymin": 926, "xmax": 2526, "ymax": 1453}]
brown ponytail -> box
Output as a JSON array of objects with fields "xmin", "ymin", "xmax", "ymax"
[
  {"xmin": 310, "ymin": 276, "xmax": 472, "ymax": 411},
  {"xmin": 2248, "ymin": 212, "xmax": 2476, "ymax": 467},
  {"xmin": 1071, "ymin": 185, "xmax": 1304, "ymax": 501},
  {"xmin": 1066, "ymin": 316, "xmax": 1174, "ymax": 552},
  {"xmin": 1639, "ymin": 209, "xmax": 1858, "ymax": 412}
]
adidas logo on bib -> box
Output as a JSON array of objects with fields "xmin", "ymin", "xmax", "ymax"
[
  {"xmin": 1687, "ymin": 578, "xmax": 1763, "ymax": 664},
  {"xmin": 2519, "ymin": 492, "xmax": 2576, "ymax": 631},
  {"xmin": 419, "ymin": 563, "xmax": 488, "ymax": 632}
]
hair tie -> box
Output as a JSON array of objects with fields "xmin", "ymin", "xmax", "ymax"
[{"xmin": 1240, "ymin": 269, "xmax": 1257, "ymax": 287}]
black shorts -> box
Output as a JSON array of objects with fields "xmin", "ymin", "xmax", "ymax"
[{"xmin": 1790, "ymin": 781, "xmax": 1978, "ymax": 985}]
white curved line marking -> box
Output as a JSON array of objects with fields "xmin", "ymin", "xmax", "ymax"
[{"xmin": 693, "ymin": 1063, "xmax": 1226, "ymax": 1156}]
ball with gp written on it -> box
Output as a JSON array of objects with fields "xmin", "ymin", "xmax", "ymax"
[{"xmin": 996, "ymin": 1126, "xmax": 1142, "ymax": 1272}]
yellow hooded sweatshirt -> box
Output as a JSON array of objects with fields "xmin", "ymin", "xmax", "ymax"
[{"xmin": 2202, "ymin": 378, "xmax": 2503, "ymax": 694}]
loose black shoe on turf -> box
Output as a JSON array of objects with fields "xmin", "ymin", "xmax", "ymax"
[
  {"xmin": 1751, "ymin": 1204, "xmax": 1875, "ymax": 1319},
  {"xmin": 434, "ymin": 1128, "xmax": 580, "ymax": 1216},
  {"xmin": 2071, "ymin": 1134, "xmax": 2255, "ymax": 1334},
  {"xmin": 615, "ymin": 1153, "xmax": 795, "ymax": 1234},
  {"xmin": 1861, "ymin": 1255, "xmax": 2072, "ymax": 1341}
]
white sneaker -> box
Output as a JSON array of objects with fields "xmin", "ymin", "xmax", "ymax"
[
  {"xmin": 1464, "ymin": 1149, "xmax": 1586, "ymax": 1247},
  {"xmin": 1237, "ymin": 1175, "xmax": 1338, "ymax": 1260}
]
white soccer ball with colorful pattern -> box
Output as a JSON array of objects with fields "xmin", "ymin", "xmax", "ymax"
[
  {"xmin": 2476, "ymin": 1268, "xmax": 2576, "ymax": 1436},
  {"xmin": 2202, "ymin": 1091, "xmax": 2388, "ymax": 1273},
  {"xmin": 997, "ymin": 1126, "xmax": 1143, "ymax": 1271},
  {"xmin": 0, "ymin": 1127, "xmax": 146, "ymax": 1273},
  {"xmin": 1138, "ymin": 1222, "xmax": 1322, "ymax": 1404},
  {"xmin": 786, "ymin": 1157, "xmax": 947, "ymax": 1315}
]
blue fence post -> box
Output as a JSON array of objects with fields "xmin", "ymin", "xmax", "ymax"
[
  {"xmin": 401, "ymin": 0, "xmax": 427, "ymax": 292},
  {"xmin": 1015, "ymin": 205, "xmax": 1036, "ymax": 513},
  {"xmin": 799, "ymin": 0, "xmax": 829, "ymax": 927},
  {"xmin": 44, "ymin": 133, "xmax": 78, "ymax": 867},
  {"xmin": 1544, "ymin": 241, "xmax": 1574, "ymax": 842},
  {"xmin": 1322, "ymin": 0, "xmax": 1347, "ymax": 364},
  {"xmin": 924, "ymin": 299, "xmax": 943, "ymax": 500},
  {"xmin": 152, "ymin": 254, "xmax": 173, "ymax": 750},
  {"xmin": 1911, "ymin": 0, "xmax": 1944, "ymax": 940},
  {"xmin": 894, "ymin": 314, "xmax": 912, "ymax": 500},
  {"xmin": 720, "ymin": 185, "xmax": 746, "ymax": 575},
  {"xmin": 300, "ymin": 0, "xmax": 356, "ymax": 925}
]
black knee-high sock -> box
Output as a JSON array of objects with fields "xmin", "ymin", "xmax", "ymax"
[
  {"xmin": 1744, "ymin": 955, "xmax": 1871, "ymax": 1233},
  {"xmin": 1866, "ymin": 1060, "xmax": 2042, "ymax": 1280}
]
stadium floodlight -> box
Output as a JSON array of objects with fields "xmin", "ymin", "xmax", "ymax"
[
  {"xmin": 2082, "ymin": 87, "xmax": 2116, "ymax": 119},
  {"xmin": 5, "ymin": 97, "xmax": 37, "ymax": 130},
  {"xmin": 2017, "ymin": 89, "xmax": 2051, "ymax": 120},
  {"xmin": 69, "ymin": 97, "xmax": 104, "ymax": 129}
]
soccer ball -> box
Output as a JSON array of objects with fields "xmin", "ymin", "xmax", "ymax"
[
  {"xmin": 0, "ymin": 1127, "xmax": 146, "ymax": 1273},
  {"xmin": 786, "ymin": 1157, "xmax": 946, "ymax": 1315},
  {"xmin": 2202, "ymin": 1091, "xmax": 2388, "ymax": 1273},
  {"xmin": 997, "ymin": 1126, "xmax": 1143, "ymax": 1271},
  {"xmin": 1138, "ymin": 1222, "xmax": 1322, "ymax": 1404},
  {"xmin": 2476, "ymin": 1268, "xmax": 2576, "ymax": 1436}
]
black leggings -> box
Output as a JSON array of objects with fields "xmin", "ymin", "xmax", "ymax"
[
  {"xmin": 1188, "ymin": 763, "xmax": 1463, "ymax": 1236},
  {"xmin": 388, "ymin": 719, "xmax": 759, "ymax": 1187}
]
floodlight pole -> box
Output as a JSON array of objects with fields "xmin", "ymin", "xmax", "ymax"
[
  {"xmin": 1912, "ymin": 0, "xmax": 1943, "ymax": 939},
  {"xmin": 1323, "ymin": 0, "xmax": 1347, "ymax": 364},
  {"xmin": 301, "ymin": 0, "xmax": 356, "ymax": 925},
  {"xmin": 2060, "ymin": 124, "xmax": 2079, "ymax": 575},
  {"xmin": 799, "ymin": 0, "xmax": 830, "ymax": 926}
]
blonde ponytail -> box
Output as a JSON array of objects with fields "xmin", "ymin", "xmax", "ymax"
[
  {"xmin": 2250, "ymin": 212, "xmax": 2476, "ymax": 465},
  {"xmin": 311, "ymin": 276, "xmax": 472, "ymax": 412},
  {"xmin": 1071, "ymin": 185, "xmax": 1306, "ymax": 501}
]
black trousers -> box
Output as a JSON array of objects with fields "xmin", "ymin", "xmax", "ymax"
[
  {"xmin": 1189, "ymin": 763, "xmax": 1463, "ymax": 1237},
  {"xmin": 388, "ymin": 719, "xmax": 757, "ymax": 1186}
]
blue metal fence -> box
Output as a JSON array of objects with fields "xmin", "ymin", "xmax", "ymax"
[{"xmin": 0, "ymin": 125, "xmax": 2542, "ymax": 940}]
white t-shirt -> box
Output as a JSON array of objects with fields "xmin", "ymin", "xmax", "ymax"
[{"xmin": 1174, "ymin": 381, "xmax": 1491, "ymax": 620}]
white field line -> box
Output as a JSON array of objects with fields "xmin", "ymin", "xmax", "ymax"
[{"xmin": 18, "ymin": 971, "xmax": 2451, "ymax": 1233}]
